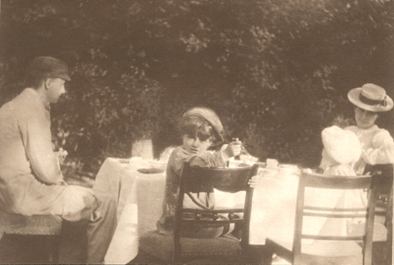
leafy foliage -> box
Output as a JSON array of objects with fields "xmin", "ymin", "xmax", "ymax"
[{"xmin": 1, "ymin": 0, "xmax": 394, "ymax": 174}]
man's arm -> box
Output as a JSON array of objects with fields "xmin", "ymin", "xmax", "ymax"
[{"xmin": 19, "ymin": 112, "xmax": 63, "ymax": 184}]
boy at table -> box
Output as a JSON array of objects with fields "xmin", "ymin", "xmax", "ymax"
[{"xmin": 156, "ymin": 107, "xmax": 242, "ymax": 238}]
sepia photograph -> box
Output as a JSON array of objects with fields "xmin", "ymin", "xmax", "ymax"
[{"xmin": 0, "ymin": 0, "xmax": 392, "ymax": 264}]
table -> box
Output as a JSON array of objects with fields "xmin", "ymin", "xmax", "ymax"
[
  {"xmin": 95, "ymin": 158, "xmax": 388, "ymax": 264},
  {"xmin": 95, "ymin": 158, "xmax": 302, "ymax": 263},
  {"xmin": 93, "ymin": 157, "xmax": 166, "ymax": 264}
]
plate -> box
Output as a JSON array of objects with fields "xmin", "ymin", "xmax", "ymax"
[{"xmin": 137, "ymin": 167, "xmax": 165, "ymax": 174}]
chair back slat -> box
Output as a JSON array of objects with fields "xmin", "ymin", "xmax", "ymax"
[
  {"xmin": 181, "ymin": 219, "xmax": 245, "ymax": 225},
  {"xmin": 303, "ymin": 212, "xmax": 366, "ymax": 218},
  {"xmin": 182, "ymin": 164, "xmax": 257, "ymax": 193},
  {"xmin": 302, "ymin": 173, "xmax": 371, "ymax": 189},
  {"xmin": 304, "ymin": 205, "xmax": 366, "ymax": 212},
  {"xmin": 182, "ymin": 208, "xmax": 244, "ymax": 214},
  {"xmin": 301, "ymin": 234, "xmax": 364, "ymax": 241}
]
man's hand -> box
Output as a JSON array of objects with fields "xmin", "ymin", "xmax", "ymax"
[
  {"xmin": 56, "ymin": 147, "xmax": 68, "ymax": 165},
  {"xmin": 222, "ymin": 138, "xmax": 242, "ymax": 159}
]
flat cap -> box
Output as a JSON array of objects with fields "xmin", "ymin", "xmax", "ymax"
[{"xmin": 28, "ymin": 56, "xmax": 70, "ymax": 81}]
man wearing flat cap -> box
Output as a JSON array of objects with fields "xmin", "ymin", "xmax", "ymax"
[
  {"xmin": 0, "ymin": 56, "xmax": 79, "ymax": 217},
  {"xmin": 0, "ymin": 56, "xmax": 116, "ymax": 263}
]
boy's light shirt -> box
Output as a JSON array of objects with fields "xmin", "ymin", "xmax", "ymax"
[{"xmin": 156, "ymin": 145, "xmax": 226, "ymax": 235}]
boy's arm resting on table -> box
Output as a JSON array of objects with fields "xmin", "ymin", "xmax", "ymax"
[
  {"xmin": 189, "ymin": 141, "xmax": 243, "ymax": 167},
  {"xmin": 189, "ymin": 150, "xmax": 227, "ymax": 168},
  {"xmin": 20, "ymin": 114, "xmax": 64, "ymax": 185}
]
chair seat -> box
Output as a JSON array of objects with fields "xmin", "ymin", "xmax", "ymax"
[
  {"xmin": 267, "ymin": 238, "xmax": 362, "ymax": 265},
  {"xmin": 0, "ymin": 211, "xmax": 62, "ymax": 235},
  {"xmin": 139, "ymin": 230, "xmax": 242, "ymax": 261}
]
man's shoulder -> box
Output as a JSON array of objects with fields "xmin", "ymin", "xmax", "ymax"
[
  {"xmin": 0, "ymin": 96, "xmax": 17, "ymax": 119},
  {"xmin": 15, "ymin": 88, "xmax": 39, "ymax": 103},
  {"xmin": 0, "ymin": 89, "xmax": 44, "ymax": 123},
  {"xmin": 13, "ymin": 88, "xmax": 43, "ymax": 113}
]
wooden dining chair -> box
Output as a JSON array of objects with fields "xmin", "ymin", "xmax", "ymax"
[
  {"xmin": 139, "ymin": 163, "xmax": 258, "ymax": 263},
  {"xmin": 266, "ymin": 172, "xmax": 377, "ymax": 265},
  {"xmin": 173, "ymin": 163, "xmax": 258, "ymax": 263}
]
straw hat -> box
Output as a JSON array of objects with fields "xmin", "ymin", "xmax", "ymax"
[
  {"xmin": 348, "ymin": 83, "xmax": 393, "ymax": 112},
  {"xmin": 322, "ymin": 126, "xmax": 361, "ymax": 164}
]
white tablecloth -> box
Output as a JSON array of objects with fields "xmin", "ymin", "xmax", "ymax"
[
  {"xmin": 93, "ymin": 157, "xmax": 166, "ymax": 264},
  {"xmin": 249, "ymin": 169, "xmax": 299, "ymax": 245}
]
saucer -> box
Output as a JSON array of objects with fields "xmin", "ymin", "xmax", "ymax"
[{"xmin": 137, "ymin": 167, "xmax": 165, "ymax": 174}]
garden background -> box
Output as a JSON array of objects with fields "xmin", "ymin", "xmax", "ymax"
[{"xmin": 1, "ymin": 0, "xmax": 393, "ymax": 178}]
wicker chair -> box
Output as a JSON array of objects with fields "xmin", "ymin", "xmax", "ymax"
[{"xmin": 0, "ymin": 210, "xmax": 62, "ymax": 263}]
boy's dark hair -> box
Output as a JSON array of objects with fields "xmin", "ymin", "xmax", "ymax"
[{"xmin": 178, "ymin": 115, "xmax": 217, "ymax": 143}]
